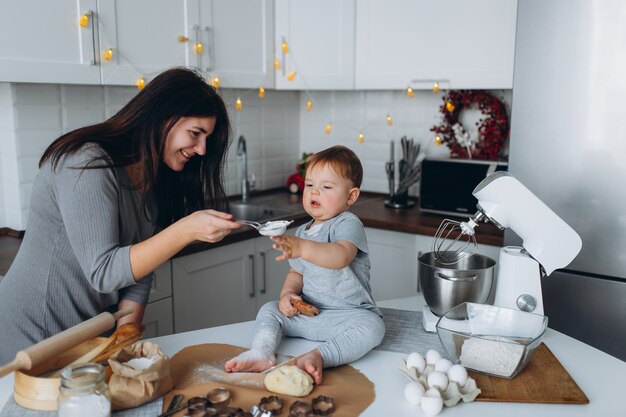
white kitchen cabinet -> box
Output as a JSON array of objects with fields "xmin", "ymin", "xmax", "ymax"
[
  {"xmin": 193, "ymin": 0, "xmax": 275, "ymax": 89},
  {"xmin": 366, "ymin": 227, "xmax": 419, "ymax": 302},
  {"xmin": 97, "ymin": 0, "xmax": 189, "ymax": 86},
  {"xmin": 0, "ymin": 0, "xmax": 101, "ymax": 84},
  {"xmin": 172, "ymin": 234, "xmax": 292, "ymax": 333},
  {"xmin": 274, "ymin": 0, "xmax": 355, "ymax": 90},
  {"xmin": 355, "ymin": 0, "xmax": 517, "ymax": 90},
  {"xmin": 142, "ymin": 262, "xmax": 174, "ymax": 338}
]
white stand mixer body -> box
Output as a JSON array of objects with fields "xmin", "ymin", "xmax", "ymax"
[{"xmin": 494, "ymin": 246, "xmax": 544, "ymax": 315}]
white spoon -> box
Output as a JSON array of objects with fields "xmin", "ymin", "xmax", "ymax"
[{"xmin": 237, "ymin": 219, "xmax": 293, "ymax": 236}]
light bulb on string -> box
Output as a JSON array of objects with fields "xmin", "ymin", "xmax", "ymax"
[
  {"xmin": 282, "ymin": 41, "xmax": 289, "ymax": 53},
  {"xmin": 325, "ymin": 123, "xmax": 333, "ymax": 135},
  {"xmin": 103, "ymin": 48, "xmax": 113, "ymax": 61},
  {"xmin": 210, "ymin": 77, "xmax": 221, "ymax": 89},
  {"xmin": 79, "ymin": 13, "xmax": 90, "ymax": 28},
  {"xmin": 136, "ymin": 77, "xmax": 145, "ymax": 91},
  {"xmin": 357, "ymin": 132, "xmax": 365, "ymax": 144},
  {"xmin": 196, "ymin": 42, "xmax": 204, "ymax": 55},
  {"xmin": 432, "ymin": 81, "xmax": 440, "ymax": 93},
  {"xmin": 406, "ymin": 87, "xmax": 414, "ymax": 98},
  {"xmin": 287, "ymin": 71, "xmax": 296, "ymax": 81},
  {"xmin": 445, "ymin": 101, "xmax": 455, "ymax": 112},
  {"xmin": 274, "ymin": 59, "xmax": 281, "ymax": 70},
  {"xmin": 386, "ymin": 114, "xmax": 393, "ymax": 126},
  {"xmin": 306, "ymin": 99, "xmax": 313, "ymax": 112},
  {"xmin": 258, "ymin": 87, "xmax": 266, "ymax": 99},
  {"xmin": 435, "ymin": 135, "xmax": 443, "ymax": 146},
  {"xmin": 235, "ymin": 97, "xmax": 243, "ymax": 111}
]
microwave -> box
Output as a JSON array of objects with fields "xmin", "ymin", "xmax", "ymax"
[{"xmin": 419, "ymin": 158, "xmax": 508, "ymax": 217}]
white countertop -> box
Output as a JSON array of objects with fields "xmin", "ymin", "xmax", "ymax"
[{"xmin": 1, "ymin": 296, "xmax": 624, "ymax": 416}]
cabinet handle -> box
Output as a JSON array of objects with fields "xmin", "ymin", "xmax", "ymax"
[
  {"xmin": 280, "ymin": 35, "xmax": 287, "ymax": 76},
  {"xmin": 248, "ymin": 254, "xmax": 255, "ymax": 298},
  {"xmin": 82, "ymin": 10, "xmax": 97, "ymax": 66},
  {"xmin": 204, "ymin": 26, "xmax": 214, "ymax": 71},
  {"xmin": 417, "ymin": 251, "xmax": 422, "ymax": 293},
  {"xmin": 193, "ymin": 25, "xmax": 202, "ymax": 69},
  {"xmin": 260, "ymin": 252, "xmax": 266, "ymax": 294}
]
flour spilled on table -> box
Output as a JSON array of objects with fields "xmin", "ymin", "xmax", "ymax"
[{"xmin": 187, "ymin": 354, "xmax": 293, "ymax": 389}]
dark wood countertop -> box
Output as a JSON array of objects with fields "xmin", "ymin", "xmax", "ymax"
[{"xmin": 176, "ymin": 190, "xmax": 503, "ymax": 257}]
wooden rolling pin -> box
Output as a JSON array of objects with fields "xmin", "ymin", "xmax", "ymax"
[{"xmin": 0, "ymin": 306, "xmax": 133, "ymax": 378}]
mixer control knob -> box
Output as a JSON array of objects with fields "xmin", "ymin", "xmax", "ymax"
[{"xmin": 516, "ymin": 294, "xmax": 537, "ymax": 312}]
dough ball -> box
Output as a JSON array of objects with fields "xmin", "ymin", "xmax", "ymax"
[{"xmin": 264, "ymin": 365, "xmax": 314, "ymax": 397}]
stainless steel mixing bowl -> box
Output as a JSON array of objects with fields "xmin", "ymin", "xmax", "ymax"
[{"xmin": 419, "ymin": 251, "xmax": 496, "ymax": 316}]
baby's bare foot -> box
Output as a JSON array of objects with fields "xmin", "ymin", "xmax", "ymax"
[
  {"xmin": 296, "ymin": 349, "xmax": 323, "ymax": 384},
  {"xmin": 224, "ymin": 349, "xmax": 276, "ymax": 373}
]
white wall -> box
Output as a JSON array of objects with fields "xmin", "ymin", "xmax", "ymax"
[{"xmin": 0, "ymin": 84, "xmax": 511, "ymax": 230}]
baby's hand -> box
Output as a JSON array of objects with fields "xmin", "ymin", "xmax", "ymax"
[
  {"xmin": 271, "ymin": 235, "xmax": 302, "ymax": 261},
  {"xmin": 279, "ymin": 294, "xmax": 301, "ymax": 316}
]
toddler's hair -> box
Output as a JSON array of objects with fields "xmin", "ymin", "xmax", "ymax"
[{"xmin": 306, "ymin": 145, "xmax": 363, "ymax": 187}]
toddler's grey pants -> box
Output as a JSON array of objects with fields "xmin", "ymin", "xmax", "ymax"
[{"xmin": 251, "ymin": 301, "xmax": 385, "ymax": 368}]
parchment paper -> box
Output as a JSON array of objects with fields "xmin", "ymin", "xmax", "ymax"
[{"xmin": 163, "ymin": 343, "xmax": 375, "ymax": 416}]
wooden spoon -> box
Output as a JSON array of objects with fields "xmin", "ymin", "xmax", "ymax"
[{"xmin": 50, "ymin": 322, "xmax": 144, "ymax": 377}]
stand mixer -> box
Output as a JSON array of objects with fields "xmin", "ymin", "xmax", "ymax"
[{"xmin": 422, "ymin": 171, "xmax": 582, "ymax": 331}]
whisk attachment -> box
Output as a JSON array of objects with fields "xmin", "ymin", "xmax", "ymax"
[{"xmin": 432, "ymin": 216, "xmax": 481, "ymax": 265}]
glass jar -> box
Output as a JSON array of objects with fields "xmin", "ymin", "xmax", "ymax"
[{"xmin": 58, "ymin": 363, "xmax": 111, "ymax": 417}]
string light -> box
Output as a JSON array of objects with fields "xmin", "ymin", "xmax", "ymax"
[
  {"xmin": 196, "ymin": 42, "xmax": 203, "ymax": 55},
  {"xmin": 258, "ymin": 87, "xmax": 266, "ymax": 99},
  {"xmin": 433, "ymin": 81, "xmax": 440, "ymax": 93},
  {"xmin": 274, "ymin": 59, "xmax": 281, "ymax": 70},
  {"xmin": 386, "ymin": 114, "xmax": 393, "ymax": 126},
  {"xmin": 103, "ymin": 48, "xmax": 113, "ymax": 61},
  {"xmin": 79, "ymin": 13, "xmax": 90, "ymax": 28},
  {"xmin": 406, "ymin": 87, "xmax": 414, "ymax": 97},
  {"xmin": 446, "ymin": 101, "xmax": 455, "ymax": 112},
  {"xmin": 306, "ymin": 99, "xmax": 313, "ymax": 112},
  {"xmin": 210, "ymin": 77, "xmax": 221, "ymax": 89},
  {"xmin": 287, "ymin": 71, "xmax": 296, "ymax": 81},
  {"xmin": 357, "ymin": 133, "xmax": 365, "ymax": 144},
  {"xmin": 282, "ymin": 41, "xmax": 289, "ymax": 53},
  {"xmin": 435, "ymin": 135, "xmax": 443, "ymax": 146},
  {"xmin": 136, "ymin": 77, "xmax": 145, "ymax": 91},
  {"xmin": 325, "ymin": 123, "xmax": 332, "ymax": 135},
  {"xmin": 235, "ymin": 97, "xmax": 243, "ymax": 111}
]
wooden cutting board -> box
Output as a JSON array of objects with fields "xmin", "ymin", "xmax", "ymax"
[{"xmin": 472, "ymin": 343, "xmax": 589, "ymax": 404}]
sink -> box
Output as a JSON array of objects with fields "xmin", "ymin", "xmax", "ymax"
[{"xmin": 229, "ymin": 202, "xmax": 291, "ymax": 222}]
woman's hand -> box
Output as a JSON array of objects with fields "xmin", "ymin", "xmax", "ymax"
[
  {"xmin": 271, "ymin": 235, "xmax": 303, "ymax": 261},
  {"xmin": 279, "ymin": 293, "xmax": 301, "ymax": 316},
  {"xmin": 184, "ymin": 209, "xmax": 241, "ymax": 243}
]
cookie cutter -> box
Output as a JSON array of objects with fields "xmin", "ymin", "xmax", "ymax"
[
  {"xmin": 258, "ymin": 395, "xmax": 285, "ymax": 415},
  {"xmin": 250, "ymin": 405, "xmax": 274, "ymax": 417},
  {"xmin": 207, "ymin": 387, "xmax": 232, "ymax": 407},
  {"xmin": 289, "ymin": 400, "xmax": 313, "ymax": 417},
  {"xmin": 311, "ymin": 395, "xmax": 335, "ymax": 416}
]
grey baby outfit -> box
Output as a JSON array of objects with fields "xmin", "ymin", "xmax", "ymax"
[{"xmin": 250, "ymin": 211, "xmax": 385, "ymax": 368}]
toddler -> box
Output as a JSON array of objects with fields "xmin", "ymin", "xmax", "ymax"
[{"xmin": 225, "ymin": 145, "xmax": 385, "ymax": 384}]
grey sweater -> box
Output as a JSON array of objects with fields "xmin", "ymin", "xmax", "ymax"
[{"xmin": 0, "ymin": 144, "xmax": 155, "ymax": 364}]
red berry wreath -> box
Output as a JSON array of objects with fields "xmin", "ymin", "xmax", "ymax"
[{"xmin": 430, "ymin": 90, "xmax": 509, "ymax": 161}]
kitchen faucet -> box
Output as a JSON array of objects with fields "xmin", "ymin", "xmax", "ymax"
[{"xmin": 236, "ymin": 135, "xmax": 254, "ymax": 202}]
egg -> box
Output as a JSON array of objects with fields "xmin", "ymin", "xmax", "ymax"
[
  {"xmin": 427, "ymin": 371, "xmax": 449, "ymax": 391},
  {"xmin": 434, "ymin": 358, "xmax": 452, "ymax": 374},
  {"xmin": 425, "ymin": 349, "xmax": 442, "ymax": 366},
  {"xmin": 420, "ymin": 388, "xmax": 444, "ymax": 416},
  {"xmin": 448, "ymin": 364, "xmax": 469, "ymax": 386},
  {"xmin": 403, "ymin": 381, "xmax": 425, "ymax": 406},
  {"xmin": 406, "ymin": 352, "xmax": 426, "ymax": 373}
]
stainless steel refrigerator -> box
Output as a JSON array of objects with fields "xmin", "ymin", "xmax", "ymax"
[{"xmin": 508, "ymin": 0, "xmax": 626, "ymax": 360}]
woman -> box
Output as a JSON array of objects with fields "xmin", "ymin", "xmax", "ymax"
[{"xmin": 0, "ymin": 68, "xmax": 241, "ymax": 363}]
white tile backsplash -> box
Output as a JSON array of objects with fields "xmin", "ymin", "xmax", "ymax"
[{"xmin": 0, "ymin": 82, "xmax": 511, "ymax": 230}]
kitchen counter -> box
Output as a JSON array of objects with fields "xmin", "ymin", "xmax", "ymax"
[
  {"xmin": 1, "ymin": 295, "xmax": 621, "ymax": 416},
  {"xmin": 178, "ymin": 190, "xmax": 503, "ymax": 257}
]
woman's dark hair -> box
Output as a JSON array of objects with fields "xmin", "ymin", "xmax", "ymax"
[{"xmin": 40, "ymin": 67, "xmax": 231, "ymax": 226}]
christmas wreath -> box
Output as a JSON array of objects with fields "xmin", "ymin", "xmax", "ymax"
[{"xmin": 431, "ymin": 90, "xmax": 509, "ymax": 160}]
